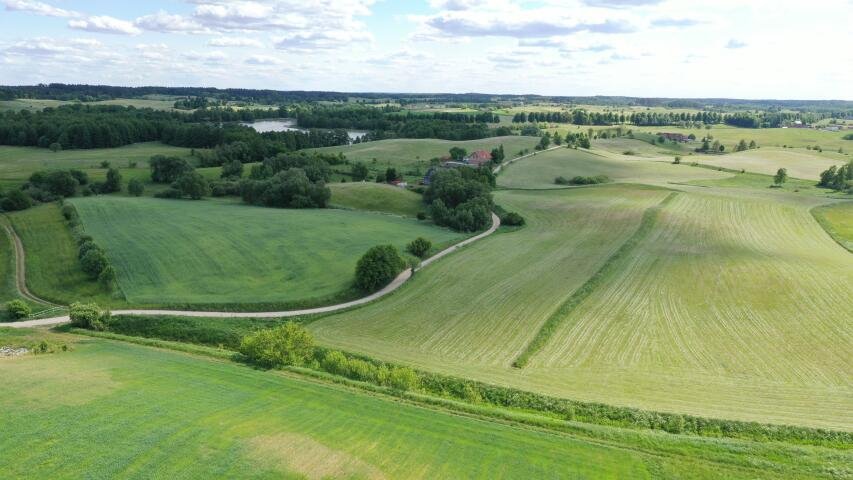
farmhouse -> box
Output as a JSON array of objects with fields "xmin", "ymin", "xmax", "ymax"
[
  {"xmin": 658, "ymin": 132, "xmax": 689, "ymax": 142},
  {"xmin": 464, "ymin": 150, "xmax": 492, "ymax": 166}
]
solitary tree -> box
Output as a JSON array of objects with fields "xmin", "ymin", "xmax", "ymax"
[
  {"xmin": 355, "ymin": 245, "xmax": 406, "ymax": 292},
  {"xmin": 774, "ymin": 168, "xmax": 788, "ymax": 186},
  {"xmin": 173, "ymin": 171, "xmax": 210, "ymax": 200},
  {"xmin": 127, "ymin": 178, "xmax": 144, "ymax": 197},
  {"xmin": 351, "ymin": 162, "xmax": 369, "ymax": 181}
]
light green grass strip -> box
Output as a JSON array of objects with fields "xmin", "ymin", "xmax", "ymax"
[
  {"xmin": 513, "ymin": 192, "xmax": 679, "ymax": 368},
  {"xmin": 811, "ymin": 202, "xmax": 853, "ymax": 253}
]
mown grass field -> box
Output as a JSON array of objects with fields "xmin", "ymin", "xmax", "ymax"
[
  {"xmin": 497, "ymin": 147, "xmax": 729, "ymax": 189},
  {"xmin": 329, "ymin": 182, "xmax": 426, "ymax": 217},
  {"xmin": 311, "ymin": 148, "xmax": 853, "ymax": 429},
  {"xmin": 0, "ymin": 142, "xmax": 194, "ymax": 189},
  {"xmin": 67, "ymin": 196, "xmax": 464, "ymax": 307},
  {"xmin": 630, "ymin": 124, "xmax": 853, "ymax": 151},
  {"xmin": 691, "ymin": 147, "xmax": 847, "ymax": 180},
  {"xmin": 308, "ymin": 136, "xmax": 540, "ymax": 181},
  {"xmin": 1, "ymin": 328, "xmax": 846, "ymax": 479}
]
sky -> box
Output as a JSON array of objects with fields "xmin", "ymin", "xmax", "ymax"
[{"xmin": 0, "ymin": 0, "xmax": 851, "ymax": 100}]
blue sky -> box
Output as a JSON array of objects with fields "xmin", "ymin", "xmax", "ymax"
[{"xmin": 1, "ymin": 0, "xmax": 851, "ymax": 99}]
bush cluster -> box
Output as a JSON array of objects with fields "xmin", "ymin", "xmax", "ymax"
[
  {"xmin": 555, "ymin": 175, "xmax": 611, "ymax": 185},
  {"xmin": 500, "ymin": 211, "xmax": 525, "ymax": 226},
  {"xmin": 406, "ymin": 237, "xmax": 432, "ymax": 258},
  {"xmin": 239, "ymin": 322, "xmax": 315, "ymax": 368},
  {"xmin": 425, "ymin": 168, "xmax": 494, "ymax": 232},
  {"xmin": 238, "ymin": 153, "xmax": 334, "ymax": 209},
  {"xmin": 69, "ymin": 302, "xmax": 110, "ymax": 330},
  {"xmin": 355, "ymin": 245, "xmax": 406, "ymax": 292},
  {"xmin": 63, "ymin": 203, "xmax": 116, "ymax": 290},
  {"xmin": 818, "ymin": 161, "xmax": 853, "ymax": 193},
  {"xmin": 5, "ymin": 299, "xmax": 31, "ymax": 319}
]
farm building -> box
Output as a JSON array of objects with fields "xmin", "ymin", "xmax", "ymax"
[
  {"xmin": 658, "ymin": 132, "xmax": 689, "ymax": 142},
  {"xmin": 464, "ymin": 150, "xmax": 493, "ymax": 166}
]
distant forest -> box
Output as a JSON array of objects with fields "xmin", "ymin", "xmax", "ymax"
[{"xmin": 2, "ymin": 83, "xmax": 852, "ymax": 112}]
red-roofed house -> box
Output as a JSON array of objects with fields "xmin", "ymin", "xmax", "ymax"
[{"xmin": 464, "ymin": 150, "xmax": 492, "ymax": 166}]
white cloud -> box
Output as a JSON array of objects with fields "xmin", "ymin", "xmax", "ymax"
[
  {"xmin": 135, "ymin": 11, "xmax": 206, "ymax": 33},
  {"xmin": 69, "ymin": 15, "xmax": 141, "ymax": 35},
  {"xmin": 209, "ymin": 37, "xmax": 263, "ymax": 47},
  {"xmin": 245, "ymin": 54, "xmax": 281, "ymax": 65},
  {"xmin": 726, "ymin": 38, "xmax": 747, "ymax": 49},
  {"xmin": 181, "ymin": 50, "xmax": 228, "ymax": 63},
  {"xmin": 3, "ymin": 0, "xmax": 77, "ymax": 18}
]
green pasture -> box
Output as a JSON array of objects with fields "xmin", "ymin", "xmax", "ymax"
[
  {"xmin": 812, "ymin": 201, "xmax": 853, "ymax": 251},
  {"xmin": 329, "ymin": 182, "xmax": 426, "ymax": 217},
  {"xmin": 691, "ymin": 147, "xmax": 848, "ymax": 180},
  {"xmin": 0, "ymin": 97, "xmax": 180, "ymax": 112},
  {"xmin": 66, "ymin": 196, "xmax": 464, "ymax": 307},
  {"xmin": 0, "ymin": 142, "xmax": 194, "ymax": 190},
  {"xmin": 630, "ymin": 124, "xmax": 852, "ymax": 151},
  {"xmin": 1, "ymin": 329, "xmax": 843, "ymax": 479},
  {"xmin": 496, "ymin": 147, "xmax": 730, "ymax": 189}
]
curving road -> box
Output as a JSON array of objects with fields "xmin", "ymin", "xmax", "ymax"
[{"xmin": 0, "ymin": 213, "xmax": 501, "ymax": 328}]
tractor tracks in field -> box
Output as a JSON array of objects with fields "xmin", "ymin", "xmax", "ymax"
[
  {"xmin": 511, "ymin": 192, "xmax": 679, "ymax": 368},
  {"xmin": 0, "ymin": 213, "xmax": 501, "ymax": 328},
  {"xmin": 1, "ymin": 216, "xmax": 61, "ymax": 309}
]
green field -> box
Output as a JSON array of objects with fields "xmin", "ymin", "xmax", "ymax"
[
  {"xmin": 65, "ymin": 196, "xmax": 464, "ymax": 307},
  {"xmin": 497, "ymin": 147, "xmax": 730, "ymax": 189},
  {"xmin": 630, "ymin": 124, "xmax": 852, "ymax": 152},
  {"xmin": 691, "ymin": 147, "xmax": 847, "ymax": 180},
  {"xmin": 0, "ymin": 142, "xmax": 194, "ymax": 190},
  {"xmin": 311, "ymin": 149, "xmax": 853, "ymax": 429},
  {"xmin": 0, "ymin": 97, "xmax": 181, "ymax": 112},
  {"xmin": 812, "ymin": 201, "xmax": 853, "ymax": 251},
  {"xmin": 308, "ymin": 136, "xmax": 540, "ymax": 181},
  {"xmin": 1, "ymin": 328, "xmax": 846, "ymax": 479},
  {"xmin": 7, "ymin": 203, "xmax": 113, "ymax": 306},
  {"xmin": 329, "ymin": 182, "xmax": 426, "ymax": 217}
]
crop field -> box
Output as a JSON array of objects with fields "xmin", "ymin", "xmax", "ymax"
[
  {"xmin": 311, "ymin": 150, "xmax": 853, "ymax": 429},
  {"xmin": 2, "ymin": 329, "xmax": 843, "ymax": 479},
  {"xmin": 308, "ymin": 136, "xmax": 540, "ymax": 180},
  {"xmin": 329, "ymin": 182, "xmax": 426, "ymax": 217},
  {"xmin": 690, "ymin": 147, "xmax": 847, "ymax": 180},
  {"xmin": 0, "ymin": 142, "xmax": 194, "ymax": 189},
  {"xmin": 591, "ymin": 137, "xmax": 688, "ymax": 157},
  {"xmin": 496, "ymin": 147, "xmax": 730, "ymax": 189},
  {"xmin": 68, "ymin": 196, "xmax": 464, "ymax": 307},
  {"xmin": 310, "ymin": 185, "xmax": 669, "ymax": 370}
]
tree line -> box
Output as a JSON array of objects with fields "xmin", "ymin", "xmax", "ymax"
[{"xmin": 512, "ymin": 110, "xmax": 727, "ymax": 126}]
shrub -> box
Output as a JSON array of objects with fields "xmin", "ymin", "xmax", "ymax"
[
  {"xmin": 501, "ymin": 211, "xmax": 525, "ymax": 226},
  {"xmin": 557, "ymin": 175, "xmax": 611, "ymax": 185},
  {"xmin": 321, "ymin": 350, "xmax": 350, "ymax": 376},
  {"xmin": 61, "ymin": 204, "xmax": 78, "ymax": 221},
  {"xmin": 69, "ymin": 169, "xmax": 89, "ymax": 185},
  {"xmin": 78, "ymin": 240, "xmax": 102, "ymax": 259},
  {"xmin": 416, "ymin": 212, "xmax": 426, "ymax": 221},
  {"xmin": 406, "ymin": 237, "xmax": 432, "ymax": 258},
  {"xmin": 127, "ymin": 178, "xmax": 144, "ymax": 197},
  {"xmin": 101, "ymin": 168, "xmax": 122, "ymax": 193},
  {"xmin": 388, "ymin": 366, "xmax": 419, "ymax": 391},
  {"xmin": 0, "ymin": 190, "xmax": 33, "ymax": 212},
  {"xmin": 80, "ymin": 249, "xmax": 109, "ymax": 279},
  {"xmin": 69, "ymin": 302, "xmax": 109, "ymax": 330},
  {"xmin": 221, "ymin": 159, "xmax": 244, "ymax": 179},
  {"xmin": 154, "ymin": 188, "xmax": 183, "ymax": 199},
  {"xmin": 673, "ymin": 156, "xmax": 681, "ymax": 164},
  {"xmin": 6, "ymin": 299, "xmax": 31, "ymax": 319},
  {"xmin": 239, "ymin": 322, "xmax": 314, "ymax": 368},
  {"xmin": 150, "ymin": 155, "xmax": 191, "ymax": 183},
  {"xmin": 173, "ymin": 171, "xmax": 209, "ymax": 200},
  {"xmin": 355, "ymin": 245, "xmax": 406, "ymax": 292},
  {"xmin": 98, "ymin": 265, "xmax": 117, "ymax": 290}
]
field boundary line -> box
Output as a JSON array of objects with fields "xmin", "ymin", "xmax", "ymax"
[
  {"xmin": 511, "ymin": 192, "xmax": 679, "ymax": 368},
  {"xmin": 0, "ymin": 213, "xmax": 500, "ymax": 327},
  {"xmin": 809, "ymin": 203, "xmax": 853, "ymax": 253}
]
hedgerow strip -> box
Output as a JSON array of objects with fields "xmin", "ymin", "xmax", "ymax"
[{"xmin": 511, "ymin": 191, "xmax": 679, "ymax": 368}]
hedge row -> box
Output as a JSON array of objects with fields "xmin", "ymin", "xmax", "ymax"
[{"xmin": 60, "ymin": 202, "xmax": 116, "ymax": 291}]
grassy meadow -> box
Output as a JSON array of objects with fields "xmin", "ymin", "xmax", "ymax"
[
  {"xmin": 812, "ymin": 201, "xmax": 853, "ymax": 251},
  {"xmin": 0, "ymin": 142, "xmax": 194, "ymax": 190},
  {"xmin": 0, "ymin": 97, "xmax": 181, "ymax": 112},
  {"xmin": 496, "ymin": 147, "xmax": 730, "ymax": 189},
  {"xmin": 66, "ymin": 196, "xmax": 463, "ymax": 307},
  {"xmin": 692, "ymin": 147, "xmax": 847, "ymax": 180},
  {"xmin": 329, "ymin": 182, "xmax": 426, "ymax": 217},
  {"xmin": 1, "ymin": 329, "xmax": 845, "ymax": 479}
]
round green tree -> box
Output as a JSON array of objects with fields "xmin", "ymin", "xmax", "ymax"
[{"xmin": 355, "ymin": 245, "xmax": 406, "ymax": 292}]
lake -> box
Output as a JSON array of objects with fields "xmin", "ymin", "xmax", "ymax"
[{"xmin": 242, "ymin": 119, "xmax": 367, "ymax": 141}]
